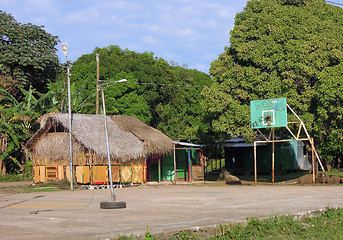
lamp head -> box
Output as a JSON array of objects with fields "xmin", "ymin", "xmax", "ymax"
[{"xmin": 61, "ymin": 43, "xmax": 68, "ymax": 58}]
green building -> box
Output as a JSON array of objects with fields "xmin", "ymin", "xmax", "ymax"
[
  {"xmin": 224, "ymin": 138, "xmax": 311, "ymax": 174},
  {"xmin": 148, "ymin": 142, "xmax": 204, "ymax": 182}
]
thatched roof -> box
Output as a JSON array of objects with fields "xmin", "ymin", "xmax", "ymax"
[
  {"xmin": 26, "ymin": 113, "xmax": 144, "ymax": 162},
  {"xmin": 111, "ymin": 115, "xmax": 174, "ymax": 155},
  {"xmin": 32, "ymin": 132, "xmax": 87, "ymax": 165},
  {"xmin": 25, "ymin": 113, "xmax": 173, "ymax": 163}
]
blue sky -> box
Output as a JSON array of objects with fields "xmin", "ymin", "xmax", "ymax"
[{"xmin": 1, "ymin": 0, "xmax": 248, "ymax": 73}]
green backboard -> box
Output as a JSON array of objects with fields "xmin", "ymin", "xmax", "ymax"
[{"xmin": 250, "ymin": 98, "xmax": 287, "ymax": 129}]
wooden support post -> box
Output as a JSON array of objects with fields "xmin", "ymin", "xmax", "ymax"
[
  {"xmin": 96, "ymin": 54, "xmax": 100, "ymax": 115},
  {"xmin": 311, "ymin": 138, "xmax": 315, "ymax": 185},
  {"xmin": 201, "ymin": 150, "xmax": 204, "ymax": 183},
  {"xmin": 313, "ymin": 147, "xmax": 330, "ymax": 185},
  {"xmin": 143, "ymin": 158, "xmax": 147, "ymax": 183},
  {"xmin": 158, "ymin": 158, "xmax": 161, "ymax": 183},
  {"xmin": 188, "ymin": 150, "xmax": 192, "ymax": 183},
  {"xmin": 173, "ymin": 146, "xmax": 177, "ymax": 184},
  {"xmin": 272, "ymin": 128, "xmax": 275, "ymax": 184},
  {"xmin": 254, "ymin": 142, "xmax": 257, "ymax": 186}
]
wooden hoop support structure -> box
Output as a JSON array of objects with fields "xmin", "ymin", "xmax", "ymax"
[{"xmin": 253, "ymin": 104, "xmax": 329, "ymax": 186}]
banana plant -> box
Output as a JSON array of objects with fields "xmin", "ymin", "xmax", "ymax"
[{"xmin": 0, "ymin": 86, "xmax": 56, "ymax": 174}]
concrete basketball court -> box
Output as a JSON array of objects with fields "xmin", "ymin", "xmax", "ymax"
[{"xmin": 0, "ymin": 183, "xmax": 343, "ymax": 239}]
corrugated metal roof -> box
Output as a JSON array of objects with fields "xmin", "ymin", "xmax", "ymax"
[{"xmin": 173, "ymin": 142, "xmax": 204, "ymax": 147}]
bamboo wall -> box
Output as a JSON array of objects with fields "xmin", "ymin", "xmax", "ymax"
[{"xmin": 32, "ymin": 164, "xmax": 145, "ymax": 184}]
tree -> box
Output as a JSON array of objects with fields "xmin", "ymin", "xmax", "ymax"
[
  {"xmin": 54, "ymin": 45, "xmax": 212, "ymax": 139},
  {"xmin": 0, "ymin": 87, "xmax": 57, "ymax": 174},
  {"xmin": 202, "ymin": 0, "xmax": 343, "ymax": 167},
  {"xmin": 0, "ymin": 10, "xmax": 59, "ymax": 95},
  {"xmin": 0, "ymin": 11, "xmax": 60, "ymax": 174}
]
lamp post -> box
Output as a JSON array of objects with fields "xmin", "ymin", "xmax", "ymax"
[
  {"xmin": 96, "ymin": 54, "xmax": 100, "ymax": 114},
  {"xmin": 61, "ymin": 43, "xmax": 73, "ymax": 190},
  {"xmin": 99, "ymin": 78, "xmax": 127, "ymax": 209}
]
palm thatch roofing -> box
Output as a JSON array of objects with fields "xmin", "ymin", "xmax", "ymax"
[
  {"xmin": 111, "ymin": 115, "xmax": 174, "ymax": 155},
  {"xmin": 25, "ymin": 113, "xmax": 173, "ymax": 164}
]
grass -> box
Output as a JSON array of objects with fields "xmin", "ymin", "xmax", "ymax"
[
  {"xmin": 324, "ymin": 169, "xmax": 343, "ymax": 177},
  {"xmin": 208, "ymin": 207, "xmax": 343, "ymax": 240},
  {"xmin": 117, "ymin": 207, "xmax": 343, "ymax": 239},
  {"xmin": 0, "ymin": 180, "xmax": 73, "ymax": 193},
  {"xmin": 24, "ymin": 181, "xmax": 72, "ymax": 192},
  {"xmin": 0, "ymin": 172, "xmax": 32, "ymax": 182}
]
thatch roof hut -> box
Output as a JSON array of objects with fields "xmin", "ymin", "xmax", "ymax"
[
  {"xmin": 111, "ymin": 115, "xmax": 174, "ymax": 155},
  {"xmin": 25, "ymin": 113, "xmax": 173, "ymax": 166}
]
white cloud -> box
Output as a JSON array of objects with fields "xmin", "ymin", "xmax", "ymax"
[
  {"xmin": 143, "ymin": 35, "xmax": 158, "ymax": 45},
  {"xmin": 97, "ymin": 0, "xmax": 141, "ymax": 10},
  {"xmin": 1, "ymin": 0, "xmax": 249, "ymax": 72},
  {"xmin": 176, "ymin": 28, "xmax": 196, "ymax": 38},
  {"xmin": 65, "ymin": 8, "xmax": 100, "ymax": 24},
  {"xmin": 149, "ymin": 25, "xmax": 160, "ymax": 32},
  {"xmin": 194, "ymin": 63, "xmax": 209, "ymax": 73}
]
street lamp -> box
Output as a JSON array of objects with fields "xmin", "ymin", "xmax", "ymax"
[
  {"xmin": 61, "ymin": 43, "xmax": 73, "ymax": 190},
  {"xmin": 99, "ymin": 79, "xmax": 127, "ymax": 209}
]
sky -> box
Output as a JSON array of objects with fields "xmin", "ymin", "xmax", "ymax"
[{"xmin": 1, "ymin": 0, "xmax": 249, "ymax": 73}]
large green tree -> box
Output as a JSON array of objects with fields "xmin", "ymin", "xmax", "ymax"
[
  {"xmin": 51, "ymin": 45, "xmax": 211, "ymax": 139},
  {"xmin": 0, "ymin": 10, "xmax": 59, "ymax": 95},
  {"xmin": 202, "ymin": 0, "xmax": 343, "ymax": 167},
  {"xmin": 0, "ymin": 11, "xmax": 60, "ymax": 174},
  {"xmin": 0, "ymin": 87, "xmax": 56, "ymax": 174}
]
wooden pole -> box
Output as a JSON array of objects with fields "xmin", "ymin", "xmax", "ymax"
[
  {"xmin": 158, "ymin": 158, "xmax": 161, "ymax": 183},
  {"xmin": 188, "ymin": 150, "xmax": 192, "ymax": 183},
  {"xmin": 143, "ymin": 158, "xmax": 147, "ymax": 183},
  {"xmin": 313, "ymin": 146, "xmax": 330, "ymax": 184},
  {"xmin": 96, "ymin": 54, "xmax": 100, "ymax": 115},
  {"xmin": 173, "ymin": 146, "xmax": 177, "ymax": 184},
  {"xmin": 254, "ymin": 141, "xmax": 257, "ymax": 186},
  {"xmin": 311, "ymin": 138, "xmax": 315, "ymax": 185},
  {"xmin": 201, "ymin": 150, "xmax": 204, "ymax": 183},
  {"xmin": 272, "ymin": 128, "xmax": 275, "ymax": 184}
]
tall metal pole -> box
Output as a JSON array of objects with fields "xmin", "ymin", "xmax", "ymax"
[
  {"xmin": 61, "ymin": 43, "xmax": 73, "ymax": 190},
  {"xmin": 67, "ymin": 63, "xmax": 73, "ymax": 190},
  {"xmin": 101, "ymin": 86, "xmax": 115, "ymax": 201},
  {"xmin": 96, "ymin": 54, "xmax": 100, "ymax": 115}
]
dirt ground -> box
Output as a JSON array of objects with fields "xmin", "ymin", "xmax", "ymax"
[{"xmin": 1, "ymin": 182, "xmax": 343, "ymax": 239}]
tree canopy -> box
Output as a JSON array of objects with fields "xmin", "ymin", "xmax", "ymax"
[
  {"xmin": 202, "ymin": 0, "xmax": 343, "ymax": 167},
  {"xmin": 0, "ymin": 11, "xmax": 59, "ymax": 174},
  {"xmin": 0, "ymin": 10, "xmax": 59, "ymax": 95},
  {"xmin": 51, "ymin": 45, "xmax": 212, "ymax": 139}
]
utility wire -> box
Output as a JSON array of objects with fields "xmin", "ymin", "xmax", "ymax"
[
  {"xmin": 99, "ymin": 80, "xmax": 208, "ymax": 88},
  {"xmin": 130, "ymin": 82, "xmax": 208, "ymax": 88}
]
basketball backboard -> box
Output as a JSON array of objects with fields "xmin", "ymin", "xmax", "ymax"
[{"xmin": 250, "ymin": 98, "xmax": 287, "ymax": 129}]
